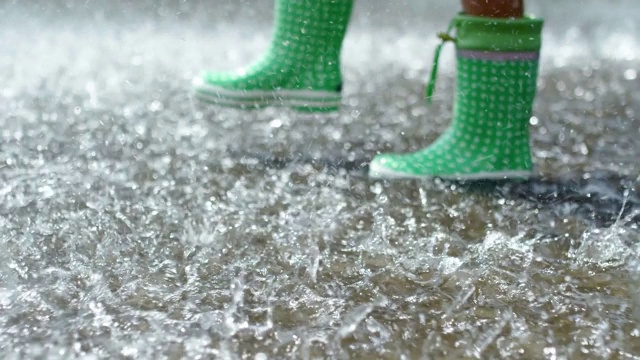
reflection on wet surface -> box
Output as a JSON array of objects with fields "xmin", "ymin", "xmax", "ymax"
[{"xmin": 1, "ymin": 0, "xmax": 640, "ymax": 358}]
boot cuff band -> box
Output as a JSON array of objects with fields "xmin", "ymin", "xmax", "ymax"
[{"xmin": 455, "ymin": 14, "xmax": 543, "ymax": 52}]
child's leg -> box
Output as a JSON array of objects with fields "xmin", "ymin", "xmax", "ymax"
[
  {"xmin": 192, "ymin": 0, "xmax": 353, "ymax": 113},
  {"xmin": 369, "ymin": 0, "xmax": 544, "ymax": 180},
  {"xmin": 462, "ymin": 0, "xmax": 524, "ymax": 18}
]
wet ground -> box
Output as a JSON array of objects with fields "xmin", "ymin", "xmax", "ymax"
[{"xmin": 2, "ymin": 0, "xmax": 640, "ymax": 358}]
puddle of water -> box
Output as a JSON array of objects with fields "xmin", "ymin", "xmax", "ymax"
[{"xmin": 1, "ymin": 1, "xmax": 640, "ymax": 358}]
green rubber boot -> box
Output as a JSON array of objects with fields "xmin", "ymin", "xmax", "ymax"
[
  {"xmin": 193, "ymin": 0, "xmax": 353, "ymax": 112},
  {"xmin": 369, "ymin": 15, "xmax": 544, "ymax": 180}
]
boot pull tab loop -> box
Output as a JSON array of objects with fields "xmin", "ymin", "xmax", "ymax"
[{"xmin": 426, "ymin": 19, "xmax": 457, "ymax": 104}]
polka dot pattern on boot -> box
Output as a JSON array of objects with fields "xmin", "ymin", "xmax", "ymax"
[{"xmin": 370, "ymin": 51, "xmax": 540, "ymax": 180}]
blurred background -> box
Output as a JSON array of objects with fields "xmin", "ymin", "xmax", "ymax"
[{"xmin": 2, "ymin": 0, "xmax": 640, "ymax": 359}]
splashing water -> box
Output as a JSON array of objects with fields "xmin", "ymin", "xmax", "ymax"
[{"xmin": 1, "ymin": 0, "xmax": 640, "ymax": 358}]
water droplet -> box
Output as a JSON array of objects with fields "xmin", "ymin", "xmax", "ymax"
[
  {"xmin": 149, "ymin": 100, "xmax": 163, "ymax": 112},
  {"xmin": 578, "ymin": 143, "xmax": 589, "ymax": 155},
  {"xmin": 624, "ymin": 68, "xmax": 637, "ymax": 80},
  {"xmin": 269, "ymin": 118, "xmax": 283, "ymax": 128}
]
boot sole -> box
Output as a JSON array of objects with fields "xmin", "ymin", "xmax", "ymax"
[
  {"xmin": 192, "ymin": 79, "xmax": 342, "ymax": 113},
  {"xmin": 369, "ymin": 162, "xmax": 532, "ymax": 181}
]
